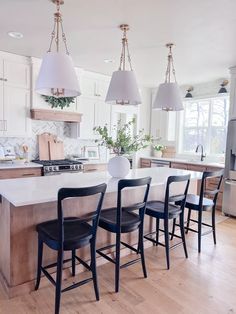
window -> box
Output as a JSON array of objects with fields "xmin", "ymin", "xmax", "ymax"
[{"xmin": 179, "ymin": 95, "xmax": 229, "ymax": 155}]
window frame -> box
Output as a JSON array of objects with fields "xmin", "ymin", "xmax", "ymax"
[{"xmin": 177, "ymin": 94, "xmax": 229, "ymax": 156}]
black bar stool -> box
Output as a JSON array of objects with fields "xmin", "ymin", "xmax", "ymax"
[
  {"xmin": 144, "ymin": 174, "xmax": 190, "ymax": 269},
  {"xmin": 35, "ymin": 183, "xmax": 107, "ymax": 314},
  {"xmin": 96, "ymin": 177, "xmax": 151, "ymax": 293},
  {"xmin": 173, "ymin": 169, "xmax": 224, "ymax": 253}
]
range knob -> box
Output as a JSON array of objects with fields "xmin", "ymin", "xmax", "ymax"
[
  {"xmin": 53, "ymin": 166, "xmax": 57, "ymax": 171},
  {"xmin": 49, "ymin": 166, "xmax": 53, "ymax": 171}
]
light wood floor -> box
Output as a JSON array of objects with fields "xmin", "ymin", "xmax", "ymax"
[{"xmin": 0, "ymin": 214, "xmax": 235, "ymax": 314}]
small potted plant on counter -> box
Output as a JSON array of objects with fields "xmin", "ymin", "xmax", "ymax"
[
  {"xmin": 94, "ymin": 119, "xmax": 152, "ymax": 177},
  {"xmin": 153, "ymin": 144, "xmax": 165, "ymax": 158}
]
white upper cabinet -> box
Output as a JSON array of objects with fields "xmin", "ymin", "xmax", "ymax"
[
  {"xmin": 3, "ymin": 87, "xmax": 31, "ymax": 137},
  {"xmin": 0, "ymin": 52, "xmax": 31, "ymax": 137},
  {"xmin": 76, "ymin": 71, "xmax": 110, "ymax": 139}
]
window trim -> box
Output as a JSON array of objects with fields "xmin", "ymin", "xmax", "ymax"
[{"xmin": 177, "ymin": 94, "xmax": 229, "ymax": 156}]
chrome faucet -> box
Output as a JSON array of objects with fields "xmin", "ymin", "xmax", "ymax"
[{"xmin": 195, "ymin": 144, "xmax": 206, "ymax": 162}]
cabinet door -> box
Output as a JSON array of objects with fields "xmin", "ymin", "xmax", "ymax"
[
  {"xmin": 78, "ymin": 96, "xmax": 96, "ymax": 139},
  {"xmin": 81, "ymin": 75, "xmax": 96, "ymax": 98},
  {"xmin": 3, "ymin": 86, "xmax": 31, "ymax": 137},
  {"xmin": 96, "ymin": 78, "xmax": 109, "ymax": 100},
  {"xmin": 4, "ymin": 59, "xmax": 30, "ymax": 89},
  {"xmin": 94, "ymin": 100, "xmax": 111, "ymax": 131},
  {"xmin": 171, "ymin": 162, "xmax": 188, "ymax": 170}
]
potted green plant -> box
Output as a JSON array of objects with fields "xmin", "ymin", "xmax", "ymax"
[
  {"xmin": 94, "ymin": 119, "xmax": 152, "ymax": 177},
  {"xmin": 153, "ymin": 144, "xmax": 165, "ymax": 158}
]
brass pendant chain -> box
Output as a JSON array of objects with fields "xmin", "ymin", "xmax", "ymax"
[
  {"xmin": 165, "ymin": 44, "xmax": 177, "ymax": 83},
  {"xmin": 47, "ymin": 0, "xmax": 69, "ymax": 55},
  {"xmin": 119, "ymin": 25, "xmax": 133, "ymax": 71}
]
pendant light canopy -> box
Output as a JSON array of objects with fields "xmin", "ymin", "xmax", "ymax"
[
  {"xmin": 105, "ymin": 24, "xmax": 141, "ymax": 106},
  {"xmin": 153, "ymin": 43, "xmax": 183, "ymax": 111},
  {"xmin": 35, "ymin": 0, "xmax": 81, "ymax": 98}
]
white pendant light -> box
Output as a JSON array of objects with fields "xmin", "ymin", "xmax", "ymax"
[
  {"xmin": 105, "ymin": 24, "xmax": 141, "ymax": 106},
  {"xmin": 153, "ymin": 43, "xmax": 183, "ymax": 111},
  {"xmin": 35, "ymin": 0, "xmax": 81, "ymax": 98}
]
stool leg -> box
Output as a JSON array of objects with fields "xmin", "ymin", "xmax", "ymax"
[
  {"xmin": 115, "ymin": 232, "xmax": 121, "ymax": 293},
  {"xmin": 164, "ymin": 218, "xmax": 170, "ymax": 270},
  {"xmin": 186, "ymin": 209, "xmax": 191, "ymax": 234},
  {"xmin": 35, "ymin": 237, "xmax": 43, "ymax": 290},
  {"xmin": 170, "ymin": 218, "xmax": 176, "ymax": 240},
  {"xmin": 139, "ymin": 223, "xmax": 147, "ymax": 278},
  {"xmin": 212, "ymin": 206, "xmax": 216, "ymax": 245},
  {"xmin": 180, "ymin": 213, "xmax": 188, "ymax": 258},
  {"xmin": 72, "ymin": 249, "xmax": 76, "ymax": 276},
  {"xmin": 90, "ymin": 239, "xmax": 99, "ymax": 301},
  {"xmin": 155, "ymin": 218, "xmax": 160, "ymax": 245},
  {"xmin": 55, "ymin": 249, "xmax": 63, "ymax": 314},
  {"xmin": 198, "ymin": 210, "xmax": 202, "ymax": 253}
]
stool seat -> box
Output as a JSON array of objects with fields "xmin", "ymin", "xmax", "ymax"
[
  {"xmin": 185, "ymin": 194, "xmax": 214, "ymax": 211},
  {"xmin": 146, "ymin": 201, "xmax": 182, "ymax": 219},
  {"xmin": 99, "ymin": 208, "xmax": 140, "ymax": 233},
  {"xmin": 36, "ymin": 217, "xmax": 93, "ymax": 251}
]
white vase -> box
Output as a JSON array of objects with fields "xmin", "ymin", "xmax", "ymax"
[
  {"xmin": 154, "ymin": 150, "xmax": 163, "ymax": 158},
  {"xmin": 108, "ymin": 156, "xmax": 130, "ymax": 178}
]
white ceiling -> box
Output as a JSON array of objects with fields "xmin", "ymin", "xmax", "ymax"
[{"xmin": 0, "ymin": 0, "xmax": 236, "ymax": 87}]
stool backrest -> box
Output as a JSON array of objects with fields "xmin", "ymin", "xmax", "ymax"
[
  {"xmin": 116, "ymin": 177, "xmax": 152, "ymax": 227},
  {"xmin": 57, "ymin": 183, "xmax": 107, "ymax": 243},
  {"xmin": 199, "ymin": 170, "xmax": 224, "ymax": 207},
  {"xmin": 164, "ymin": 174, "xmax": 191, "ymax": 217}
]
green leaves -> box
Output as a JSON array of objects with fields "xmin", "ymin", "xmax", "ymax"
[
  {"xmin": 42, "ymin": 95, "xmax": 76, "ymax": 110},
  {"xmin": 94, "ymin": 119, "xmax": 153, "ymax": 155}
]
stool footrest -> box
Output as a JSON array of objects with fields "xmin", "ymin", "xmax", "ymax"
[
  {"xmin": 120, "ymin": 258, "xmax": 141, "ymax": 269},
  {"xmin": 96, "ymin": 249, "xmax": 116, "ymax": 264},
  {"xmin": 41, "ymin": 267, "xmax": 56, "ymax": 287},
  {"xmin": 75, "ymin": 255, "xmax": 91, "ymax": 271},
  {"xmin": 61, "ymin": 277, "xmax": 93, "ymax": 293},
  {"xmin": 120, "ymin": 241, "xmax": 138, "ymax": 253}
]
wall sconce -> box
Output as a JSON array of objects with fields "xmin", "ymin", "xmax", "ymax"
[
  {"xmin": 218, "ymin": 80, "xmax": 229, "ymax": 94},
  {"xmin": 185, "ymin": 86, "xmax": 194, "ymax": 98}
]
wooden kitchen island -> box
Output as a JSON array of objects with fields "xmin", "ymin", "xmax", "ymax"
[{"xmin": 0, "ymin": 168, "xmax": 201, "ymax": 298}]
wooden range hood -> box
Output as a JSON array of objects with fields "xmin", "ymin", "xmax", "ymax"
[{"xmin": 30, "ymin": 109, "xmax": 82, "ymax": 123}]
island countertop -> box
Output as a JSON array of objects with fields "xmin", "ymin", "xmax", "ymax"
[{"xmin": 0, "ymin": 167, "xmax": 202, "ymax": 207}]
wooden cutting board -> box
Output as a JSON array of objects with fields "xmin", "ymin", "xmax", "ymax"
[
  {"xmin": 38, "ymin": 133, "xmax": 64, "ymax": 160},
  {"xmin": 49, "ymin": 139, "xmax": 64, "ymax": 160}
]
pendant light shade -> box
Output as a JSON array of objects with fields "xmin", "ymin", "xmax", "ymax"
[
  {"xmin": 153, "ymin": 82, "xmax": 183, "ymax": 111},
  {"xmin": 153, "ymin": 43, "xmax": 183, "ymax": 111},
  {"xmin": 106, "ymin": 70, "xmax": 141, "ymax": 105},
  {"xmin": 106, "ymin": 24, "xmax": 141, "ymax": 105},
  {"xmin": 36, "ymin": 52, "xmax": 81, "ymax": 97},
  {"xmin": 35, "ymin": 0, "xmax": 80, "ymax": 98}
]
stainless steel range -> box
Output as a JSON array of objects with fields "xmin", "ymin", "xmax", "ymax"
[{"xmin": 32, "ymin": 159, "xmax": 84, "ymax": 176}]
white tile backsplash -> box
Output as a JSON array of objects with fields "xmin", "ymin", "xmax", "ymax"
[{"xmin": 0, "ymin": 120, "xmax": 107, "ymax": 161}]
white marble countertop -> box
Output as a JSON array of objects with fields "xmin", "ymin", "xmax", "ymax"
[
  {"xmin": 0, "ymin": 161, "xmax": 43, "ymax": 170},
  {"xmin": 141, "ymin": 156, "xmax": 225, "ymax": 168},
  {"xmin": 0, "ymin": 167, "xmax": 202, "ymax": 207}
]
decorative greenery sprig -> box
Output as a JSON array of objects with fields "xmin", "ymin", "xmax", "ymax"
[
  {"xmin": 42, "ymin": 95, "xmax": 76, "ymax": 110},
  {"xmin": 94, "ymin": 119, "xmax": 152, "ymax": 156},
  {"xmin": 153, "ymin": 144, "xmax": 165, "ymax": 151}
]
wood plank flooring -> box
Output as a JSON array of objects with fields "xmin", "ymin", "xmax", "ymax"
[{"xmin": 0, "ymin": 213, "xmax": 235, "ymax": 314}]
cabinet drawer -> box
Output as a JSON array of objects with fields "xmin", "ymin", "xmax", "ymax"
[
  {"xmin": 0, "ymin": 167, "xmax": 42, "ymax": 179},
  {"xmin": 171, "ymin": 162, "xmax": 188, "ymax": 170},
  {"xmin": 187, "ymin": 165, "xmax": 207, "ymax": 172},
  {"xmin": 140, "ymin": 159, "xmax": 151, "ymax": 168}
]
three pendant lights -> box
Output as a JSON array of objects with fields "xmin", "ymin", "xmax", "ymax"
[{"xmin": 35, "ymin": 0, "xmax": 183, "ymax": 111}]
